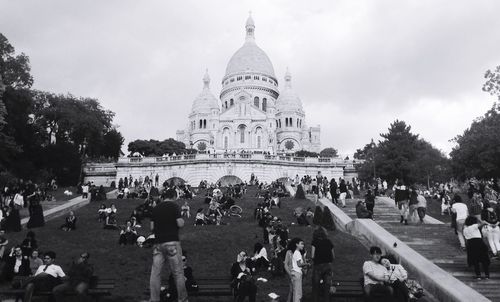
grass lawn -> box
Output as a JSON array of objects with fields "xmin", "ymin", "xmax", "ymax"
[{"xmin": 3, "ymin": 186, "xmax": 368, "ymax": 302}]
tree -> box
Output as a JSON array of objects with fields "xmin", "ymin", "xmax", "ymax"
[
  {"xmin": 320, "ymin": 147, "xmax": 338, "ymax": 158},
  {"xmin": 102, "ymin": 128, "xmax": 124, "ymax": 159},
  {"xmin": 128, "ymin": 138, "xmax": 189, "ymax": 156},
  {"xmin": 483, "ymin": 65, "xmax": 500, "ymax": 100},
  {"xmin": 450, "ymin": 102, "xmax": 500, "ymax": 180},
  {"xmin": 295, "ymin": 150, "xmax": 319, "ymax": 157},
  {"xmin": 0, "ymin": 33, "xmax": 34, "ymax": 89},
  {"xmin": 355, "ymin": 120, "xmax": 449, "ymax": 185}
]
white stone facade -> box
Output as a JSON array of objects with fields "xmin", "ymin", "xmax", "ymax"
[{"xmin": 176, "ymin": 15, "xmax": 321, "ymax": 153}]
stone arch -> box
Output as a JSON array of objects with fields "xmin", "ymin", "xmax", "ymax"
[
  {"xmin": 164, "ymin": 177, "xmax": 186, "ymax": 186},
  {"xmin": 216, "ymin": 175, "xmax": 243, "ymax": 186}
]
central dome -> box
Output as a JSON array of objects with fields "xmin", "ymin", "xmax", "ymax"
[{"xmin": 224, "ymin": 15, "xmax": 276, "ymax": 78}]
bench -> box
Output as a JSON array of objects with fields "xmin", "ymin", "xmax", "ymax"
[
  {"xmin": 144, "ymin": 277, "xmax": 233, "ymax": 301},
  {"xmin": 191, "ymin": 277, "xmax": 233, "ymax": 298},
  {"xmin": 330, "ymin": 279, "xmax": 364, "ymax": 302},
  {"xmin": 0, "ymin": 276, "xmax": 114, "ymax": 302}
]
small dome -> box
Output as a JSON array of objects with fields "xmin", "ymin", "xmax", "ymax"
[
  {"xmin": 276, "ymin": 69, "xmax": 303, "ymax": 112},
  {"xmin": 191, "ymin": 70, "xmax": 219, "ymax": 113},
  {"xmin": 225, "ymin": 14, "xmax": 275, "ymax": 78}
]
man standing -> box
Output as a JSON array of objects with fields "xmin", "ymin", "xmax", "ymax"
[
  {"xmin": 329, "ymin": 178, "xmax": 338, "ymax": 205},
  {"xmin": 148, "ymin": 188, "xmax": 188, "ymax": 302},
  {"xmin": 394, "ymin": 181, "xmax": 410, "ymax": 225}
]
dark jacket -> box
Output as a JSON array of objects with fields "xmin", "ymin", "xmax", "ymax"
[
  {"xmin": 66, "ymin": 261, "xmax": 94, "ymax": 284},
  {"xmin": 2, "ymin": 256, "xmax": 31, "ymax": 281}
]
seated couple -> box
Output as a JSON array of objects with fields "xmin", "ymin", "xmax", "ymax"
[
  {"xmin": 363, "ymin": 246, "xmax": 416, "ymax": 302},
  {"xmin": 231, "ymin": 251, "xmax": 258, "ymax": 302},
  {"xmin": 23, "ymin": 251, "xmax": 93, "ymax": 302}
]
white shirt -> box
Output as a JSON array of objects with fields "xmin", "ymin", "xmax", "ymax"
[
  {"xmin": 35, "ymin": 264, "xmax": 66, "ymax": 278},
  {"xmin": 13, "ymin": 194, "xmax": 24, "ymax": 207},
  {"xmin": 452, "ymin": 203, "xmax": 469, "ymax": 220},
  {"xmin": 363, "ymin": 261, "xmax": 388, "ymax": 286},
  {"xmin": 14, "ymin": 257, "xmax": 22, "ymax": 273},
  {"xmin": 291, "ymin": 250, "xmax": 303, "ymax": 274},
  {"xmin": 463, "ymin": 224, "xmax": 482, "ymax": 240},
  {"xmin": 416, "ymin": 195, "xmax": 427, "ymax": 208},
  {"xmin": 82, "ymin": 185, "xmax": 89, "ymax": 193},
  {"xmin": 253, "ymin": 247, "xmax": 269, "ymax": 262}
]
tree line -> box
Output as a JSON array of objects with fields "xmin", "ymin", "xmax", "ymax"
[
  {"xmin": 0, "ymin": 33, "xmax": 123, "ymax": 186},
  {"xmin": 355, "ymin": 65, "xmax": 500, "ymax": 186}
]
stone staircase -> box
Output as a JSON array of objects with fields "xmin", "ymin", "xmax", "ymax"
[{"xmin": 338, "ymin": 196, "xmax": 500, "ymax": 302}]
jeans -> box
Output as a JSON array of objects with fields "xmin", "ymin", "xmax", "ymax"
[
  {"xmin": 339, "ymin": 193, "xmax": 347, "ymax": 206},
  {"xmin": 53, "ymin": 281, "xmax": 89, "ymax": 302},
  {"xmin": 150, "ymin": 241, "xmax": 188, "ymax": 302},
  {"xmin": 456, "ymin": 219, "xmax": 466, "ymax": 248},
  {"xmin": 312, "ymin": 263, "xmax": 332, "ymax": 302},
  {"xmin": 290, "ymin": 271, "xmax": 302, "ymax": 302},
  {"xmin": 399, "ymin": 200, "xmax": 409, "ymax": 219},
  {"xmin": 482, "ymin": 225, "xmax": 500, "ymax": 254},
  {"xmin": 408, "ymin": 204, "xmax": 418, "ymax": 222}
]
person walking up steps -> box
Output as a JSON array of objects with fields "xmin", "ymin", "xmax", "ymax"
[
  {"xmin": 394, "ymin": 181, "xmax": 410, "ymax": 225},
  {"xmin": 146, "ymin": 188, "xmax": 188, "ymax": 302}
]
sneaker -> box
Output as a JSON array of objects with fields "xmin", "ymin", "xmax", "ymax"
[
  {"xmin": 475, "ymin": 276, "xmax": 482, "ymax": 280},
  {"xmin": 485, "ymin": 276, "xmax": 490, "ymax": 280},
  {"xmin": 400, "ymin": 216, "xmax": 404, "ymax": 223}
]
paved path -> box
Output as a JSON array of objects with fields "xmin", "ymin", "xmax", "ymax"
[{"xmin": 336, "ymin": 196, "xmax": 500, "ymax": 302}]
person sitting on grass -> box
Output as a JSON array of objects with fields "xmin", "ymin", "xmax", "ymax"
[
  {"xmin": 52, "ymin": 251, "xmax": 94, "ymax": 302},
  {"xmin": 251, "ymin": 243, "xmax": 269, "ymax": 271},
  {"xmin": 231, "ymin": 251, "xmax": 257, "ymax": 302},
  {"xmin": 29, "ymin": 249, "xmax": 43, "ymax": 276},
  {"xmin": 104, "ymin": 211, "xmax": 118, "ymax": 230},
  {"xmin": 97, "ymin": 204, "xmax": 107, "ymax": 222},
  {"xmin": 181, "ymin": 201, "xmax": 191, "ymax": 219},
  {"xmin": 2, "ymin": 246, "xmax": 31, "ymax": 282},
  {"xmin": 23, "ymin": 251, "xmax": 66, "ymax": 302},
  {"xmin": 356, "ymin": 200, "xmax": 373, "ymax": 219},
  {"xmin": 362, "ymin": 246, "xmax": 393, "ymax": 299},
  {"xmin": 295, "ymin": 211, "xmax": 310, "ymax": 226},
  {"xmin": 194, "ymin": 208, "xmax": 206, "ymax": 226},
  {"xmin": 119, "ymin": 220, "xmax": 138, "ymax": 245},
  {"xmin": 60, "ymin": 211, "xmax": 77, "ymax": 231},
  {"xmin": 21, "ymin": 231, "xmax": 38, "ymax": 258}
]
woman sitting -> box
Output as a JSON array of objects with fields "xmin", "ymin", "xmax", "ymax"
[
  {"xmin": 362, "ymin": 246, "xmax": 393, "ymax": 299},
  {"xmin": 251, "ymin": 243, "xmax": 269, "ymax": 270},
  {"xmin": 119, "ymin": 220, "xmax": 138, "ymax": 245},
  {"xmin": 104, "ymin": 212, "xmax": 118, "ymax": 230},
  {"xmin": 98, "ymin": 204, "xmax": 107, "ymax": 222},
  {"xmin": 181, "ymin": 201, "xmax": 191, "ymax": 218},
  {"xmin": 194, "ymin": 208, "xmax": 206, "ymax": 226},
  {"xmin": 60, "ymin": 211, "xmax": 77, "ymax": 231},
  {"xmin": 230, "ymin": 251, "xmax": 257, "ymax": 302},
  {"xmin": 380, "ymin": 255, "xmax": 409, "ymax": 302}
]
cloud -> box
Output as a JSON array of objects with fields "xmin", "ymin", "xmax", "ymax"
[{"xmin": 1, "ymin": 0, "xmax": 499, "ymax": 155}]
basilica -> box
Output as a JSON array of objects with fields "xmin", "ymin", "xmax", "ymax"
[{"xmin": 176, "ymin": 14, "xmax": 321, "ymax": 153}]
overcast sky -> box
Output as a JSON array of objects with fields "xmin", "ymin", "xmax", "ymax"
[{"xmin": 1, "ymin": 0, "xmax": 499, "ymax": 156}]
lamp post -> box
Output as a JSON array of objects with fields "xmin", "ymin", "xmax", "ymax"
[{"xmin": 370, "ymin": 139, "xmax": 376, "ymax": 180}]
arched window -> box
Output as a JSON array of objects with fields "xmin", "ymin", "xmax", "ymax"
[
  {"xmin": 257, "ymin": 136, "xmax": 261, "ymax": 149},
  {"xmin": 276, "ymin": 120, "xmax": 278, "ymax": 128},
  {"xmin": 230, "ymin": 99, "xmax": 234, "ymax": 106},
  {"xmin": 262, "ymin": 98, "xmax": 267, "ymax": 112},
  {"xmin": 254, "ymin": 97, "xmax": 259, "ymax": 108},
  {"xmin": 199, "ymin": 120, "xmax": 202, "ymax": 128},
  {"xmin": 297, "ymin": 118, "xmax": 299, "ymax": 128},
  {"xmin": 225, "ymin": 101, "xmax": 228, "ymax": 109},
  {"xmin": 285, "ymin": 118, "xmax": 288, "ymax": 127},
  {"xmin": 238, "ymin": 125, "xmax": 246, "ymax": 143},
  {"xmin": 279, "ymin": 119, "xmax": 281, "ymax": 128},
  {"xmin": 224, "ymin": 136, "xmax": 228, "ymax": 149},
  {"xmin": 203, "ymin": 119, "xmax": 207, "ymax": 129}
]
